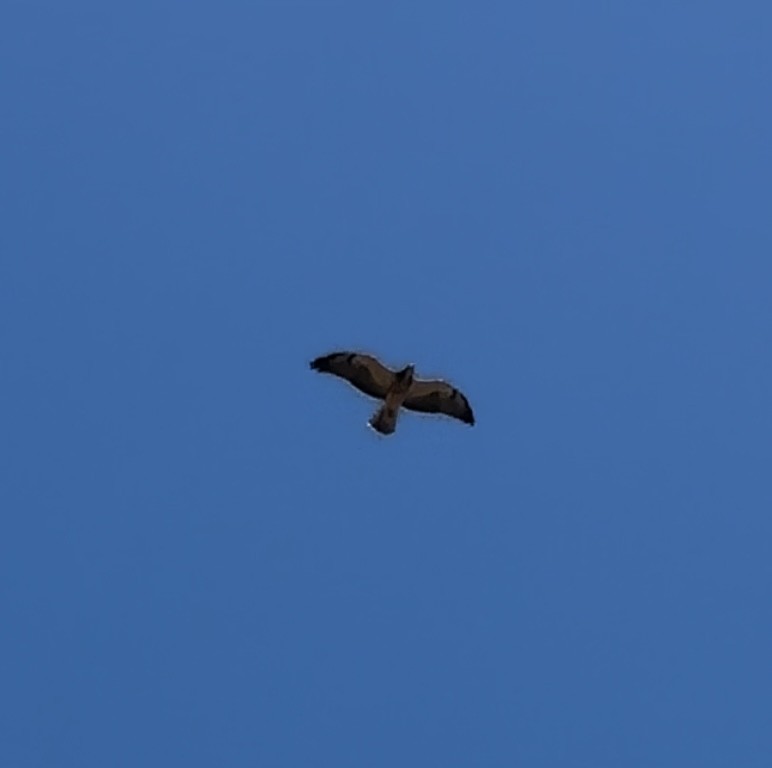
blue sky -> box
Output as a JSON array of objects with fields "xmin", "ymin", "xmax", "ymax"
[{"xmin": 3, "ymin": 3, "xmax": 772, "ymax": 766}]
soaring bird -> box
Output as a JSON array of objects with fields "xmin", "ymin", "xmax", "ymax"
[{"xmin": 310, "ymin": 351, "xmax": 474, "ymax": 435}]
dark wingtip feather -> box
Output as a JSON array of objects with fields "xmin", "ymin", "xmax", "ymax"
[
  {"xmin": 461, "ymin": 398, "xmax": 475, "ymax": 426},
  {"xmin": 310, "ymin": 353, "xmax": 334, "ymax": 372}
]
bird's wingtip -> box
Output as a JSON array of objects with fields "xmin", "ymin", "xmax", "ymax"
[{"xmin": 310, "ymin": 354, "xmax": 334, "ymax": 372}]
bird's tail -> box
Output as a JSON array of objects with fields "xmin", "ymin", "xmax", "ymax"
[{"xmin": 369, "ymin": 404, "xmax": 399, "ymax": 435}]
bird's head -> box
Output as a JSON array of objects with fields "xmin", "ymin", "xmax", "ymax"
[{"xmin": 397, "ymin": 365, "xmax": 415, "ymax": 385}]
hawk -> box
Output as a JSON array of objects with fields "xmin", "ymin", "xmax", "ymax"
[{"xmin": 310, "ymin": 351, "xmax": 475, "ymax": 435}]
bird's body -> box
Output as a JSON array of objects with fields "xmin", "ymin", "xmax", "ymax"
[
  {"xmin": 310, "ymin": 352, "xmax": 474, "ymax": 435},
  {"xmin": 369, "ymin": 364, "xmax": 414, "ymax": 434}
]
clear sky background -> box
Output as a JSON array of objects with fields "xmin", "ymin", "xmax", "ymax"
[{"xmin": 3, "ymin": 3, "xmax": 771, "ymax": 766}]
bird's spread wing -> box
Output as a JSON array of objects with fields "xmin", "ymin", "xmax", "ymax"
[
  {"xmin": 310, "ymin": 352, "xmax": 395, "ymax": 400},
  {"xmin": 403, "ymin": 378, "xmax": 475, "ymax": 425}
]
